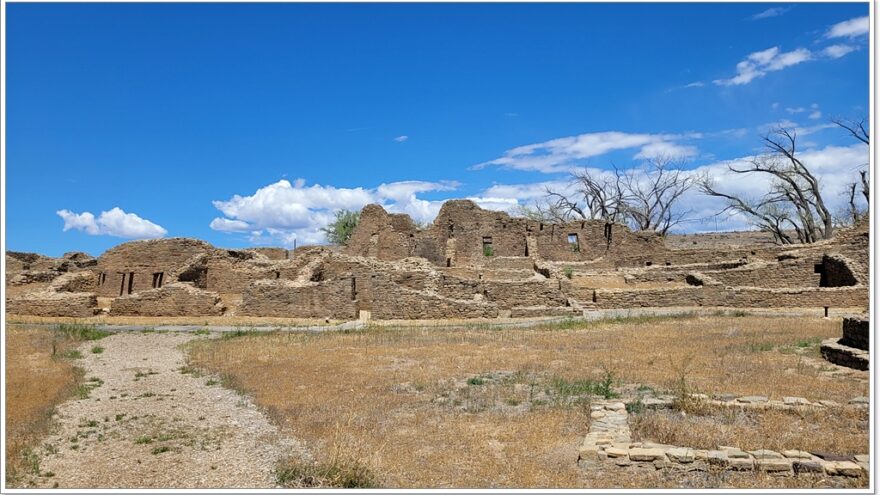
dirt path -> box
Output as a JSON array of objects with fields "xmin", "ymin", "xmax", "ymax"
[{"xmin": 23, "ymin": 332, "xmax": 307, "ymax": 489}]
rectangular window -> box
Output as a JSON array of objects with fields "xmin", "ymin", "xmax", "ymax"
[
  {"xmin": 127, "ymin": 272, "xmax": 135, "ymax": 294},
  {"xmin": 119, "ymin": 273, "xmax": 127, "ymax": 296},
  {"xmin": 152, "ymin": 272, "xmax": 164, "ymax": 288}
]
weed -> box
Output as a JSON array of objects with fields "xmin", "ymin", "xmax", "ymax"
[
  {"xmin": 276, "ymin": 458, "xmax": 378, "ymax": 488},
  {"xmin": 193, "ymin": 328, "xmax": 211, "ymax": 336},
  {"xmin": 91, "ymin": 346, "xmax": 104, "ymax": 354},
  {"xmin": 563, "ymin": 267, "xmax": 574, "ymax": 279},
  {"xmin": 466, "ymin": 377, "xmax": 485, "ymax": 386},
  {"xmin": 134, "ymin": 436, "xmax": 153, "ymax": 445},
  {"xmin": 206, "ymin": 379, "xmax": 218, "ymax": 386},
  {"xmin": 54, "ymin": 323, "xmax": 111, "ymax": 341},
  {"xmin": 62, "ymin": 349, "xmax": 83, "ymax": 360},
  {"xmin": 151, "ymin": 446, "xmax": 171, "ymax": 455}
]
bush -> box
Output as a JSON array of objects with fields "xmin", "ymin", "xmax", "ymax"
[
  {"xmin": 563, "ymin": 267, "xmax": 574, "ymax": 279},
  {"xmin": 322, "ymin": 209, "xmax": 361, "ymax": 246},
  {"xmin": 483, "ymin": 245, "xmax": 494, "ymax": 257}
]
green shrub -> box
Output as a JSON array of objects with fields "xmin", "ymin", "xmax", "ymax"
[
  {"xmin": 563, "ymin": 267, "xmax": 574, "ymax": 279},
  {"xmin": 276, "ymin": 458, "xmax": 378, "ymax": 488},
  {"xmin": 54, "ymin": 323, "xmax": 110, "ymax": 341}
]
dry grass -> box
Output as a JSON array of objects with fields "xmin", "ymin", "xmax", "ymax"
[
  {"xmin": 186, "ymin": 314, "xmax": 867, "ymax": 488},
  {"xmin": 5, "ymin": 315, "xmax": 338, "ymax": 327},
  {"xmin": 5, "ymin": 327, "xmax": 87, "ymax": 483},
  {"xmin": 630, "ymin": 403, "xmax": 869, "ymax": 454}
]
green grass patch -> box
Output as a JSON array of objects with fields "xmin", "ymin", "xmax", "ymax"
[
  {"xmin": 54, "ymin": 323, "xmax": 111, "ymax": 341},
  {"xmin": 91, "ymin": 346, "xmax": 104, "ymax": 354},
  {"xmin": 276, "ymin": 458, "xmax": 378, "ymax": 488}
]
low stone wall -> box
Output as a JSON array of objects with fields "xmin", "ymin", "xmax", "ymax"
[
  {"xmin": 110, "ymin": 283, "xmax": 224, "ymax": 317},
  {"xmin": 483, "ymin": 279, "xmax": 567, "ymax": 309},
  {"xmin": 238, "ymin": 279, "xmax": 357, "ymax": 319},
  {"xmin": 49, "ymin": 271, "xmax": 98, "ymax": 293},
  {"xmin": 594, "ymin": 285, "xmax": 868, "ymax": 309},
  {"xmin": 6, "ymin": 291, "xmax": 98, "ymax": 317},
  {"xmin": 842, "ymin": 316, "xmax": 869, "ymax": 350},
  {"xmin": 821, "ymin": 338, "xmax": 869, "ymax": 371}
]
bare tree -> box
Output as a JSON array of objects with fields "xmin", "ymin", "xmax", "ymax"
[
  {"xmin": 620, "ymin": 157, "xmax": 694, "ymax": 235},
  {"xmin": 698, "ymin": 126, "xmax": 835, "ymax": 244},
  {"xmin": 540, "ymin": 157, "xmax": 694, "ymax": 235},
  {"xmin": 831, "ymin": 116, "xmax": 869, "ymax": 145}
]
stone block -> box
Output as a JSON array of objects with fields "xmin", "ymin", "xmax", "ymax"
[
  {"xmin": 728, "ymin": 457, "xmax": 754, "ymax": 471},
  {"xmin": 782, "ymin": 450, "xmax": 811, "ymax": 459},
  {"xmin": 756, "ymin": 458, "xmax": 792, "ymax": 473},
  {"xmin": 629, "ymin": 448, "xmax": 666, "ymax": 462},
  {"xmin": 666, "ymin": 447, "xmax": 695, "ymax": 463},
  {"xmin": 605, "ymin": 447, "xmax": 628, "ymax": 458},
  {"xmin": 749, "ymin": 449, "xmax": 783, "ymax": 460},
  {"xmin": 737, "ymin": 395, "xmax": 768, "ymax": 404},
  {"xmin": 824, "ymin": 461, "xmax": 863, "ymax": 477}
]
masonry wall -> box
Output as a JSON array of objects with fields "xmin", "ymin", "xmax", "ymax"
[
  {"xmin": 363, "ymin": 274, "xmax": 499, "ymax": 319},
  {"xmin": 238, "ymin": 278, "xmax": 358, "ymax": 319},
  {"xmin": 594, "ymin": 285, "xmax": 867, "ymax": 309},
  {"xmin": 109, "ymin": 283, "xmax": 224, "ymax": 316},
  {"xmin": 95, "ymin": 238, "xmax": 215, "ymax": 297},
  {"xmin": 6, "ymin": 291, "xmax": 98, "ymax": 317}
]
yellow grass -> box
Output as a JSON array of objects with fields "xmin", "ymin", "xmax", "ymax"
[
  {"xmin": 5, "ymin": 327, "xmax": 84, "ymax": 484},
  {"xmin": 187, "ymin": 314, "xmax": 868, "ymax": 488},
  {"xmin": 631, "ymin": 403, "xmax": 868, "ymax": 454}
]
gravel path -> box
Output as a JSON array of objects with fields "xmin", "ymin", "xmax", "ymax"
[{"xmin": 23, "ymin": 332, "xmax": 307, "ymax": 489}]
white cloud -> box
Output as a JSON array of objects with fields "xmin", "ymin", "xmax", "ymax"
[
  {"xmin": 809, "ymin": 110, "xmax": 822, "ymax": 120},
  {"xmin": 684, "ymin": 81, "xmax": 704, "ymax": 88},
  {"xmin": 210, "ymin": 179, "xmax": 459, "ymax": 246},
  {"xmin": 473, "ymin": 131, "xmax": 700, "ymax": 173},
  {"xmin": 714, "ymin": 46, "xmax": 811, "ymax": 86},
  {"xmin": 633, "ymin": 141, "xmax": 698, "ymax": 160},
  {"xmin": 785, "ymin": 107, "xmax": 806, "ymax": 114},
  {"xmin": 771, "ymin": 102, "xmax": 780, "ymax": 110},
  {"xmin": 393, "ymin": 135, "xmax": 409, "ymax": 143},
  {"xmin": 822, "ymin": 44, "xmax": 857, "ymax": 59},
  {"xmin": 826, "ymin": 16, "xmax": 869, "ymax": 39},
  {"xmin": 470, "ymin": 143, "xmax": 868, "ymax": 234},
  {"xmin": 751, "ymin": 6, "xmax": 790, "ymax": 20},
  {"xmin": 57, "ymin": 207, "xmax": 167, "ymax": 239}
]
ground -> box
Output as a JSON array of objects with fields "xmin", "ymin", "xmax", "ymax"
[{"xmin": 5, "ymin": 313, "xmax": 870, "ymax": 489}]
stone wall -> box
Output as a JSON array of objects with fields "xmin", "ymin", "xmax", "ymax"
[
  {"xmin": 6, "ymin": 291, "xmax": 98, "ymax": 317},
  {"xmin": 95, "ymin": 238, "xmax": 215, "ymax": 297},
  {"xmin": 841, "ymin": 316, "xmax": 869, "ymax": 350},
  {"xmin": 109, "ymin": 283, "xmax": 224, "ymax": 316},
  {"xmin": 238, "ymin": 278, "xmax": 358, "ymax": 319},
  {"xmin": 594, "ymin": 285, "xmax": 867, "ymax": 309}
]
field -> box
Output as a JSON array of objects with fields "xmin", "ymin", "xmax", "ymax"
[
  {"xmin": 184, "ymin": 314, "xmax": 869, "ymax": 488},
  {"xmin": 5, "ymin": 325, "xmax": 109, "ymax": 483}
]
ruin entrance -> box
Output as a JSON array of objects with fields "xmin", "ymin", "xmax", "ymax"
[
  {"xmin": 152, "ymin": 272, "xmax": 164, "ymax": 289},
  {"xmin": 127, "ymin": 272, "xmax": 135, "ymax": 294}
]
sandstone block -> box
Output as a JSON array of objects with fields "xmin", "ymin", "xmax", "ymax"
[
  {"xmin": 824, "ymin": 461, "xmax": 863, "ymax": 477},
  {"xmin": 728, "ymin": 457, "xmax": 754, "ymax": 471},
  {"xmin": 666, "ymin": 447, "xmax": 695, "ymax": 463},
  {"xmin": 782, "ymin": 450, "xmax": 811, "ymax": 459},
  {"xmin": 737, "ymin": 395, "xmax": 768, "ymax": 404},
  {"xmin": 749, "ymin": 449, "xmax": 783, "ymax": 460},
  {"xmin": 756, "ymin": 458, "xmax": 792, "ymax": 473},
  {"xmin": 605, "ymin": 447, "xmax": 628, "ymax": 458},
  {"xmin": 629, "ymin": 448, "xmax": 666, "ymax": 462}
]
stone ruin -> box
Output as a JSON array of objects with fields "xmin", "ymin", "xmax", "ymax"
[
  {"xmin": 5, "ymin": 200, "xmax": 870, "ymax": 320},
  {"xmin": 821, "ymin": 314, "xmax": 870, "ymax": 371}
]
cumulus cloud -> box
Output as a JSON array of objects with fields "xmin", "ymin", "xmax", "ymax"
[
  {"xmin": 473, "ymin": 131, "xmax": 700, "ymax": 173},
  {"xmin": 826, "ymin": 16, "xmax": 869, "ymax": 39},
  {"xmin": 57, "ymin": 207, "xmax": 167, "ymax": 239},
  {"xmin": 393, "ymin": 135, "xmax": 409, "ymax": 142},
  {"xmin": 714, "ymin": 46, "xmax": 812, "ymax": 86},
  {"xmin": 751, "ymin": 6, "xmax": 790, "ymax": 20},
  {"xmin": 684, "ymin": 81, "xmax": 705, "ymax": 88},
  {"xmin": 822, "ymin": 44, "xmax": 857, "ymax": 59},
  {"xmin": 210, "ymin": 179, "xmax": 459, "ymax": 246}
]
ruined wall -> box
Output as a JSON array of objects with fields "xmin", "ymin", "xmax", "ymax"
[
  {"xmin": 109, "ymin": 283, "xmax": 224, "ymax": 316},
  {"xmin": 343, "ymin": 205, "xmax": 423, "ymax": 261},
  {"xmin": 49, "ymin": 271, "xmax": 99, "ymax": 293},
  {"xmin": 238, "ymin": 278, "xmax": 358, "ymax": 319},
  {"xmin": 246, "ymin": 247, "xmax": 289, "ymax": 260},
  {"xmin": 594, "ymin": 285, "xmax": 867, "ymax": 309},
  {"xmin": 95, "ymin": 238, "xmax": 215, "ymax": 297},
  {"xmin": 6, "ymin": 291, "xmax": 98, "ymax": 317},
  {"xmin": 841, "ymin": 315, "xmax": 869, "ymax": 350},
  {"xmin": 363, "ymin": 273, "xmax": 498, "ymax": 319}
]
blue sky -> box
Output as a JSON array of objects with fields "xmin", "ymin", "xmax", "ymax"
[{"xmin": 6, "ymin": 2, "xmax": 870, "ymax": 256}]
